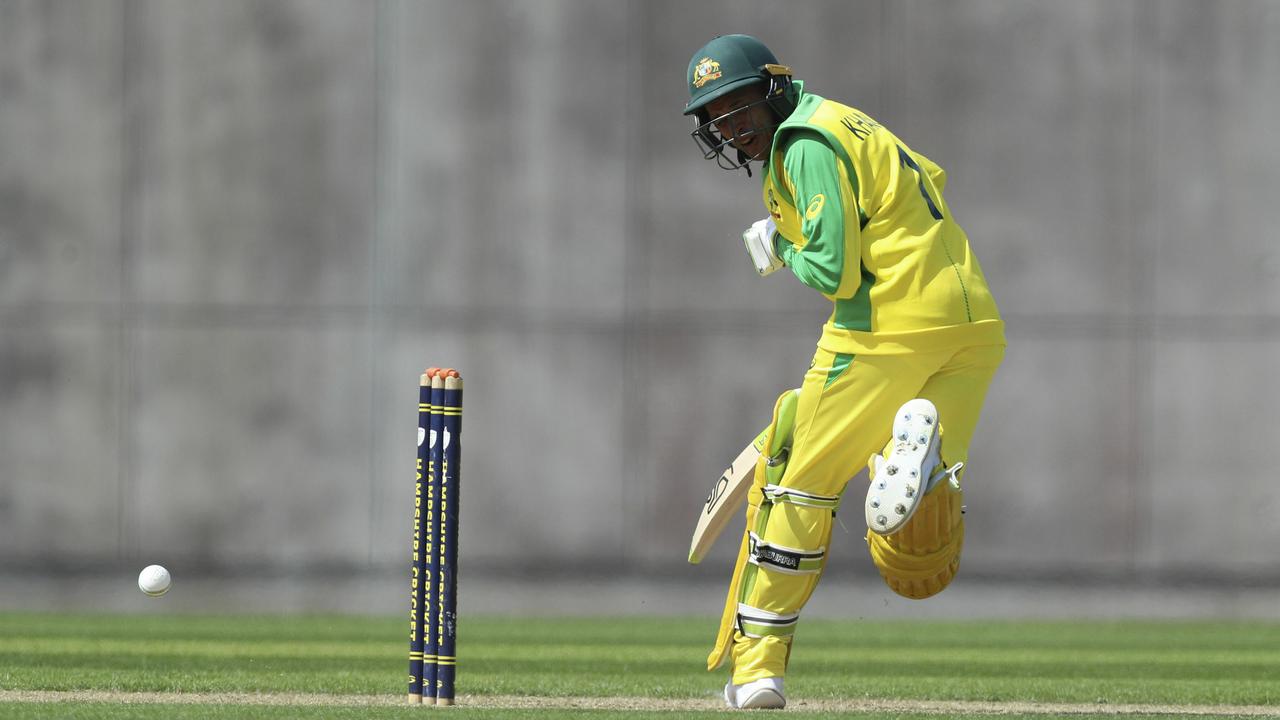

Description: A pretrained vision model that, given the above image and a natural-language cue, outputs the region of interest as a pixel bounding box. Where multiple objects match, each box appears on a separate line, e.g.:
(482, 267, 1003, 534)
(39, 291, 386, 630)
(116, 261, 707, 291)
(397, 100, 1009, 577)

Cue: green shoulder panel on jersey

(766, 89, 868, 229)
(768, 88, 877, 329)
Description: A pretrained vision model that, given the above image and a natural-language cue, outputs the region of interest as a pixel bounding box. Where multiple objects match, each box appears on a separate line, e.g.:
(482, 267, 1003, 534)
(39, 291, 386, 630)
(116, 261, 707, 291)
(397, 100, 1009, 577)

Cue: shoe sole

(866, 398, 939, 536)
(738, 688, 786, 709)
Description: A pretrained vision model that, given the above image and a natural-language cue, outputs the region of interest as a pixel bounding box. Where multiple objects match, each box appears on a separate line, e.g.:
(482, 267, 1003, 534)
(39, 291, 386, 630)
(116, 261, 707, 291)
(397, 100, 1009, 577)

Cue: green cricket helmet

(684, 34, 797, 173)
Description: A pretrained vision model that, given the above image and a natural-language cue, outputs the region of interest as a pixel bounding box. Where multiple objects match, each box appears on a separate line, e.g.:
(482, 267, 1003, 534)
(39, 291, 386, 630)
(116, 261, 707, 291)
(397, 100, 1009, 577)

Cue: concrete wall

(2, 0, 1278, 589)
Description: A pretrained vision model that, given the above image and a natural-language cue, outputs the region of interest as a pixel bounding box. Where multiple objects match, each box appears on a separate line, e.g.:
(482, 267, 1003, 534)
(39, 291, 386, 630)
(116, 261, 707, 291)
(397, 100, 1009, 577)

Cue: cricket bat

(688, 426, 770, 564)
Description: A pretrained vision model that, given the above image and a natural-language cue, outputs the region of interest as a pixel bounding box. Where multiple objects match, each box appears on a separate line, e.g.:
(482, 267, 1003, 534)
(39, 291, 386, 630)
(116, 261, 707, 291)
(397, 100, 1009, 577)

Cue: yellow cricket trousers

(710, 341, 1004, 682)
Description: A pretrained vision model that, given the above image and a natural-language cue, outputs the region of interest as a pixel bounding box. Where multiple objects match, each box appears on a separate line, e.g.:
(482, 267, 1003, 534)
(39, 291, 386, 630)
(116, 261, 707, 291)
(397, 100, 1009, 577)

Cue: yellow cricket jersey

(763, 84, 1004, 355)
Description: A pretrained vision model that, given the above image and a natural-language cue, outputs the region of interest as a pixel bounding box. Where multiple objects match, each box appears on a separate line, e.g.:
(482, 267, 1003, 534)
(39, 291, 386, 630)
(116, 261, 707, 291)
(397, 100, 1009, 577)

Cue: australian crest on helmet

(692, 57, 722, 89)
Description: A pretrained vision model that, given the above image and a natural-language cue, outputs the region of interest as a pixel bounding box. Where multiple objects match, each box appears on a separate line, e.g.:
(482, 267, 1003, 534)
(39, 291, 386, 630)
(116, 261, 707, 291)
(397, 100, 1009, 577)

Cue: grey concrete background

(1, 0, 1278, 615)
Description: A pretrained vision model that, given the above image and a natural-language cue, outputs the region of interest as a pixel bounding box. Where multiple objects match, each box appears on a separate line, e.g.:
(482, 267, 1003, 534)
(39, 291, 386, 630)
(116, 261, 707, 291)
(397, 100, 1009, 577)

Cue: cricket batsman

(683, 35, 1006, 709)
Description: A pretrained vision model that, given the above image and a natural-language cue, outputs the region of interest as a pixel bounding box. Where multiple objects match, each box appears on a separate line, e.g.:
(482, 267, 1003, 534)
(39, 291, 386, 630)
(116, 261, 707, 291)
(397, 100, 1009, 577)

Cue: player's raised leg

(865, 344, 1004, 599)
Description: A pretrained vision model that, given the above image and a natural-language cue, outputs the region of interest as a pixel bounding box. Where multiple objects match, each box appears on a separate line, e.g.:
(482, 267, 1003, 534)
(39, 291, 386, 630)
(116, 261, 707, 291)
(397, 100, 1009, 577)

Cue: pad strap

(762, 484, 841, 510)
(926, 461, 965, 493)
(736, 603, 799, 639)
(748, 532, 825, 575)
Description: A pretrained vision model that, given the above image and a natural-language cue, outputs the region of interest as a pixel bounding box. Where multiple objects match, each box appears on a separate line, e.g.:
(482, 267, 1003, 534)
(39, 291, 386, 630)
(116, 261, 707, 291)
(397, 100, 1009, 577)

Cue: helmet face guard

(690, 82, 790, 172)
(687, 62, 795, 175)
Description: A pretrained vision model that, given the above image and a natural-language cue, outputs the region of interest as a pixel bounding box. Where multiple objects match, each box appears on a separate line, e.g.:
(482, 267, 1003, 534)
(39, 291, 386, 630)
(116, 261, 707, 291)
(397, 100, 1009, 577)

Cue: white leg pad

(866, 399, 942, 536)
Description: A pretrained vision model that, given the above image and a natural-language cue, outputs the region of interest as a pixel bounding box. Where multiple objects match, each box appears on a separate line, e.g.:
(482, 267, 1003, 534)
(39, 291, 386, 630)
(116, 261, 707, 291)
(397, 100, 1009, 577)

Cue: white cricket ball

(138, 564, 171, 597)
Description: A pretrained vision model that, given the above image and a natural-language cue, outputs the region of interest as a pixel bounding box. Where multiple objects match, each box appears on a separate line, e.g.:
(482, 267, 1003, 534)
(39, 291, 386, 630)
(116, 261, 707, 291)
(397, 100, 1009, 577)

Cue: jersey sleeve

(774, 133, 864, 299)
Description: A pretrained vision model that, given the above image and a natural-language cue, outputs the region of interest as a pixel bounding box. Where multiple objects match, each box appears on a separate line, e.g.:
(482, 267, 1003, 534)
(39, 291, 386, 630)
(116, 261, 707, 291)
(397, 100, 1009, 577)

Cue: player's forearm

(778, 240, 840, 294)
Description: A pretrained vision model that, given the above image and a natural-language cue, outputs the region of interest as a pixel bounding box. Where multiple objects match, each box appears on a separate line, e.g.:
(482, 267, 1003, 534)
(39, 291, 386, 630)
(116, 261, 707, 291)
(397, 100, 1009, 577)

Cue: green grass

(0, 613, 1278, 718)
(0, 709, 1256, 720)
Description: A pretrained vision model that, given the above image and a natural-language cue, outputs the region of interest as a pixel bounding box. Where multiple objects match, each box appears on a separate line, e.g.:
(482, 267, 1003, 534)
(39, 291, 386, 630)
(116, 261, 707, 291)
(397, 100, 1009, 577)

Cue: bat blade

(688, 427, 769, 564)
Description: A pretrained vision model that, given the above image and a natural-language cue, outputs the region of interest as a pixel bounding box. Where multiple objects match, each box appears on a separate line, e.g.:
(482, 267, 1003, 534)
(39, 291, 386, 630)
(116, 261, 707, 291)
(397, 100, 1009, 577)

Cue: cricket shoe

(723, 677, 786, 709)
(866, 398, 949, 536)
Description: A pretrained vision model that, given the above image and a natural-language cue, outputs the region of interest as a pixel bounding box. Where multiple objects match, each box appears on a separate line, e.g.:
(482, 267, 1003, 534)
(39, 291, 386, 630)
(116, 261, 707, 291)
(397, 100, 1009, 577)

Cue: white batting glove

(742, 218, 784, 277)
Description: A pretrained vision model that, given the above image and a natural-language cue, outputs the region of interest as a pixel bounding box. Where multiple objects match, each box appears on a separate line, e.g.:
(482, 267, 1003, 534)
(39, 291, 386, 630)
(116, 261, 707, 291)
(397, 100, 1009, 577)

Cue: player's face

(705, 86, 776, 161)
